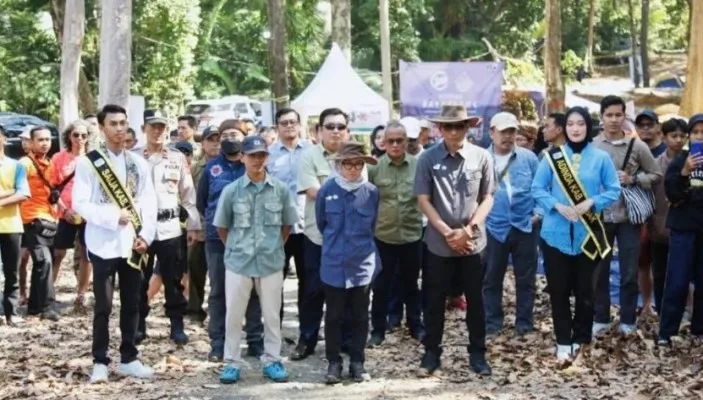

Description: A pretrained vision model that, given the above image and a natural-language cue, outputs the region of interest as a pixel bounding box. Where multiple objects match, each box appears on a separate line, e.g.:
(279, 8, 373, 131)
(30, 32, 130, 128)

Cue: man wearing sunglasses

(292, 107, 354, 360)
(414, 105, 495, 376)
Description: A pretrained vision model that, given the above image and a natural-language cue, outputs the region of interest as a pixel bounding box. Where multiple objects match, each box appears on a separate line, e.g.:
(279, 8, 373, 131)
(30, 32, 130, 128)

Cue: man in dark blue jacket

(197, 130, 263, 361)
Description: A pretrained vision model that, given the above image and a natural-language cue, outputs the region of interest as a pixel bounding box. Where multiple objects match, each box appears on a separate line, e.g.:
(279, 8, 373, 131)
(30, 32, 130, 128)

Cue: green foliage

(561, 49, 583, 82)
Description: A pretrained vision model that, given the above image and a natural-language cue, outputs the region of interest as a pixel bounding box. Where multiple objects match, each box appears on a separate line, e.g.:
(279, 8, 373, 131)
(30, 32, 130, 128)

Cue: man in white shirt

(72, 104, 158, 383)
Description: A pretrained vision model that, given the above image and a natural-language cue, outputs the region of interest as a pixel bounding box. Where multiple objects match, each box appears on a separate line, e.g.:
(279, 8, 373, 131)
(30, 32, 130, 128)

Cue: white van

(185, 96, 262, 132)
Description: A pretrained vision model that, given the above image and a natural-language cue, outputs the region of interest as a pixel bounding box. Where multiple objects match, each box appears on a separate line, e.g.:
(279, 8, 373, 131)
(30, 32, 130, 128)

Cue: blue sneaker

(220, 364, 240, 384)
(263, 361, 289, 382)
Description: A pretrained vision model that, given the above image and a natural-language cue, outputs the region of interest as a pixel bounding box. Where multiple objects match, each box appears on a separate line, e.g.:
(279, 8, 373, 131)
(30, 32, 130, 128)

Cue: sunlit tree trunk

(331, 0, 352, 60)
(98, 0, 131, 109)
(584, 0, 596, 74)
(267, 0, 290, 109)
(680, 0, 703, 116)
(59, 0, 84, 131)
(627, 0, 641, 87)
(641, 0, 650, 87)
(544, 0, 565, 114)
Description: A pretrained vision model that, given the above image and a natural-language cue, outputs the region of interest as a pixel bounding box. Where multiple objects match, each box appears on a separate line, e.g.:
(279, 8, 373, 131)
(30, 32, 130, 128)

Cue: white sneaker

(117, 360, 154, 379)
(592, 323, 609, 336)
(619, 323, 636, 335)
(556, 345, 572, 361)
(90, 364, 109, 383)
(571, 343, 581, 356)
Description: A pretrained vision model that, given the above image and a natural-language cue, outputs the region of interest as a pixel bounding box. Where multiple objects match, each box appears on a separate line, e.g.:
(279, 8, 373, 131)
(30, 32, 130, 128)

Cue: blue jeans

(594, 222, 641, 325)
(658, 230, 703, 339)
(483, 228, 538, 333)
(299, 237, 351, 349)
(205, 241, 263, 355)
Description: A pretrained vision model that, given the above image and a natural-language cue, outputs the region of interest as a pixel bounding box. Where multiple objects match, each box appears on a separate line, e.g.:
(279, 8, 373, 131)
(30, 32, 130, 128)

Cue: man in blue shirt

(266, 108, 310, 318)
(196, 125, 263, 361)
(483, 112, 540, 337)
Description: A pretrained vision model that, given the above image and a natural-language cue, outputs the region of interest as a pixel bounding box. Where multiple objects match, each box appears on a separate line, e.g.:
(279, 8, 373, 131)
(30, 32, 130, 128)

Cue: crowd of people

(1, 94, 702, 387)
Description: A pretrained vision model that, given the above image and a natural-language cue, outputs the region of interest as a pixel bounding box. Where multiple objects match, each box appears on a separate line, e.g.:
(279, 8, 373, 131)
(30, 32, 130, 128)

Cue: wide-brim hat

(428, 105, 482, 125)
(329, 141, 377, 165)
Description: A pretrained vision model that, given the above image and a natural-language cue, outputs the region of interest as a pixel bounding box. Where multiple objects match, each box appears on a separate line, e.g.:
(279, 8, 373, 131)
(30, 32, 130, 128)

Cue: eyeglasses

(441, 122, 468, 131)
(385, 138, 405, 146)
(278, 120, 298, 127)
(324, 123, 347, 132)
(72, 132, 88, 139)
(341, 161, 365, 171)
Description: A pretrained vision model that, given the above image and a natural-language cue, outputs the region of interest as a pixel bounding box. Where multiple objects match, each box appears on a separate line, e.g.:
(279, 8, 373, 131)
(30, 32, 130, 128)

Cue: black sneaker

(208, 350, 224, 362)
(657, 337, 672, 347)
(366, 334, 384, 348)
(135, 331, 148, 345)
(325, 361, 343, 384)
(170, 318, 189, 346)
(470, 353, 492, 376)
(247, 342, 264, 359)
(417, 350, 441, 377)
(41, 310, 60, 322)
(410, 327, 427, 342)
(291, 342, 313, 361)
(349, 362, 371, 382)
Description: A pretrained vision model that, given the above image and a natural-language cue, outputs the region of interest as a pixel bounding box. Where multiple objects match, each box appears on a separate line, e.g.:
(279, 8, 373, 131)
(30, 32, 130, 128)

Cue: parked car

(0, 114, 60, 159)
(185, 96, 262, 132)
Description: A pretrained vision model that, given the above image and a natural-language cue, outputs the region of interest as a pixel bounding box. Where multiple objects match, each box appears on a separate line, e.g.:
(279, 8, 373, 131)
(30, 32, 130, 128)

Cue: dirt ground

(2, 251, 703, 400)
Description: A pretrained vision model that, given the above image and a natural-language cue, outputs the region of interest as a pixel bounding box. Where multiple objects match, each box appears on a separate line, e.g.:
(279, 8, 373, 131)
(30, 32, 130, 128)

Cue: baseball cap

(174, 141, 193, 156)
(242, 136, 269, 155)
(635, 109, 659, 125)
(490, 112, 519, 131)
(144, 109, 169, 125)
(202, 126, 219, 140)
(399, 117, 422, 139)
(688, 113, 703, 132)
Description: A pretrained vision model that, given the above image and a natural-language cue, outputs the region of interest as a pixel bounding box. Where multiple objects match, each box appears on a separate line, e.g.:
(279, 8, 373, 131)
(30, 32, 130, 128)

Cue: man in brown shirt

(592, 96, 662, 336)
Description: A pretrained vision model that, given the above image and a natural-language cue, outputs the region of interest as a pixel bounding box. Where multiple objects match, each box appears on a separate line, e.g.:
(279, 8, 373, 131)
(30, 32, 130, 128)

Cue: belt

(157, 208, 180, 222)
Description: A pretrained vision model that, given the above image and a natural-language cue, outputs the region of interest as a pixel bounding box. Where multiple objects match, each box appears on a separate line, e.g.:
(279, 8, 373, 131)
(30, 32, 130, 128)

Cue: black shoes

(291, 342, 314, 361)
(366, 334, 384, 349)
(418, 350, 441, 377)
(170, 318, 189, 346)
(349, 362, 371, 382)
(325, 361, 343, 384)
(41, 310, 60, 322)
(247, 342, 264, 359)
(470, 353, 492, 376)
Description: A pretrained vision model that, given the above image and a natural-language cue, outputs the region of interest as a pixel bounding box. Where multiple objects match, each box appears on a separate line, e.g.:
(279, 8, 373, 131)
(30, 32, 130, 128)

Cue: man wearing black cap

(135, 109, 201, 345)
(636, 110, 666, 158)
(185, 126, 219, 322)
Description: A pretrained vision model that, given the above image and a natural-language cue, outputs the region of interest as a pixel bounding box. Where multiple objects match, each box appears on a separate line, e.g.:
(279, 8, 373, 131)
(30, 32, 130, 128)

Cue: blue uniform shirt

(486, 146, 540, 243)
(266, 140, 310, 234)
(315, 179, 380, 289)
(531, 143, 621, 255)
(196, 154, 246, 242)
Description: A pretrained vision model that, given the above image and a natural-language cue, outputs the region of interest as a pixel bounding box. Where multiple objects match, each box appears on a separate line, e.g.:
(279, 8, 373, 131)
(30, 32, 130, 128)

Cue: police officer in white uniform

(135, 109, 200, 345)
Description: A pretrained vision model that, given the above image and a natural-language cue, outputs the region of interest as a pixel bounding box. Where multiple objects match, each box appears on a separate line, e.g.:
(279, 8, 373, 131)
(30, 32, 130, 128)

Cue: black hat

(174, 141, 193, 156)
(144, 109, 169, 125)
(242, 136, 269, 155)
(202, 126, 220, 141)
(635, 109, 659, 125)
(689, 114, 703, 133)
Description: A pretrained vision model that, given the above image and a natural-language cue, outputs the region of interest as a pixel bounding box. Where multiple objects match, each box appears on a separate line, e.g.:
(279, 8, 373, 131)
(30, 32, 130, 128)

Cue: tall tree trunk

(98, 0, 132, 109)
(640, 0, 650, 87)
(584, 0, 596, 74)
(544, 0, 565, 114)
(50, 0, 96, 115)
(267, 0, 290, 109)
(627, 0, 641, 87)
(59, 0, 85, 132)
(331, 0, 352, 60)
(680, 0, 703, 116)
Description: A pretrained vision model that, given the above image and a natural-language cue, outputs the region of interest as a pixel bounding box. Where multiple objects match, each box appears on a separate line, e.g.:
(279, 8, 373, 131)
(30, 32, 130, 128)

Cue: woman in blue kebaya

(315, 141, 380, 384)
(531, 107, 621, 361)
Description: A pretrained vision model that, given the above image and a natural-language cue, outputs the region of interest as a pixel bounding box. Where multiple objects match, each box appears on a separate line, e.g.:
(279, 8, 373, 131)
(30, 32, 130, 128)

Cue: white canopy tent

(292, 43, 390, 134)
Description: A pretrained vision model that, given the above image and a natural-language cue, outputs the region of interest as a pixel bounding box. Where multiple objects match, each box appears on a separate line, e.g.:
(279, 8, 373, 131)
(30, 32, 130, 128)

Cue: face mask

(221, 139, 241, 156)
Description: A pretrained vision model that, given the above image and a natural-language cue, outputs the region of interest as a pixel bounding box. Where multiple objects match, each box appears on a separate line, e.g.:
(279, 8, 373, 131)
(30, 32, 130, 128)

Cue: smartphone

(691, 142, 703, 157)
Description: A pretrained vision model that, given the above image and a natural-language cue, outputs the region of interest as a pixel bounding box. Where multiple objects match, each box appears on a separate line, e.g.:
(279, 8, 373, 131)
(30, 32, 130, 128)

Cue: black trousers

(542, 242, 599, 346)
(282, 233, 305, 323)
(91, 253, 142, 365)
(23, 224, 55, 315)
(1, 233, 22, 318)
(651, 241, 669, 314)
(324, 284, 370, 364)
(371, 239, 423, 337)
(140, 236, 187, 330)
(423, 250, 486, 355)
